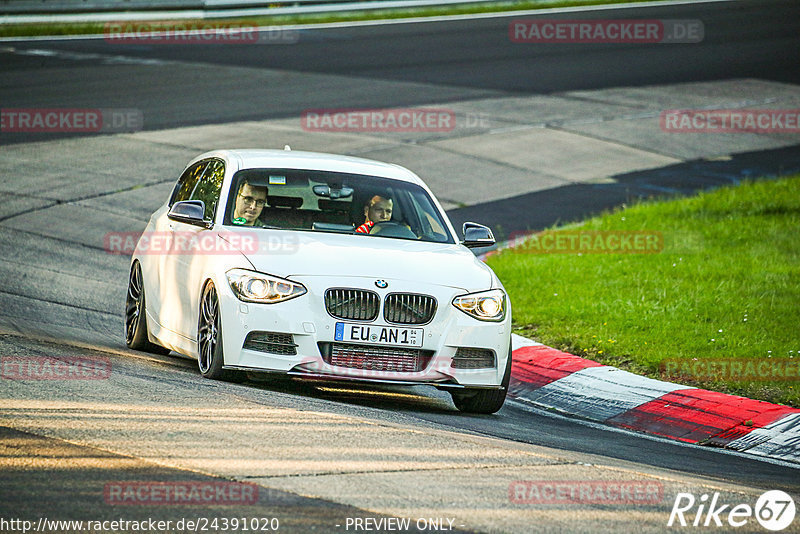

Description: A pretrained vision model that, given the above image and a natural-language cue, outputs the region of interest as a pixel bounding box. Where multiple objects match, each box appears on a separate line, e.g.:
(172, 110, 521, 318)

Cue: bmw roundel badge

(375, 279, 388, 289)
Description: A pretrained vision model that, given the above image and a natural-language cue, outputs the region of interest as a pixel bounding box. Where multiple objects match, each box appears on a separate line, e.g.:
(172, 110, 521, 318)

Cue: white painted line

(1, 46, 169, 66)
(511, 332, 543, 351)
(519, 365, 690, 421)
(726, 412, 800, 462)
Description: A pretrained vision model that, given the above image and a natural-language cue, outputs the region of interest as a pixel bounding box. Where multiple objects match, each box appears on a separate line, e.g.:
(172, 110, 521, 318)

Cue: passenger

(232, 181, 267, 227)
(355, 195, 392, 234)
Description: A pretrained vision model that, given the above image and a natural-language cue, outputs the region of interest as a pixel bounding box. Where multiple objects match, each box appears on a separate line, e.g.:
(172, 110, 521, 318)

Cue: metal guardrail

(0, 0, 368, 12)
(0, 0, 503, 22)
(0, 1, 192, 13)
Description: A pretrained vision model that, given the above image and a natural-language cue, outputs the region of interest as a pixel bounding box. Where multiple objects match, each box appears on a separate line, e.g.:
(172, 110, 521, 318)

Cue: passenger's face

(365, 197, 393, 223)
(234, 184, 267, 225)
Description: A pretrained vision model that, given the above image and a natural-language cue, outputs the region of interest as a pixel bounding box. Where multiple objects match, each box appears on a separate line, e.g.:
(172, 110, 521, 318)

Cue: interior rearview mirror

(312, 184, 354, 199)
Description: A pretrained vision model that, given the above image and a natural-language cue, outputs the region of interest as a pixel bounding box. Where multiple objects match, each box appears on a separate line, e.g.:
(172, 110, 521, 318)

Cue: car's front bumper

(218, 275, 511, 388)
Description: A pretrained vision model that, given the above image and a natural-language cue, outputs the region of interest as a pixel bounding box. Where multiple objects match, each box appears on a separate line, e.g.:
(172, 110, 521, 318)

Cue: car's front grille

(325, 288, 380, 321)
(243, 331, 297, 355)
(383, 293, 437, 325)
(451, 347, 496, 369)
(319, 342, 433, 373)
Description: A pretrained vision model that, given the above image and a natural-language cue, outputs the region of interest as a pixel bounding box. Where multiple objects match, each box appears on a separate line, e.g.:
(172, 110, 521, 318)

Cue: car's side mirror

(461, 222, 495, 248)
(168, 200, 211, 228)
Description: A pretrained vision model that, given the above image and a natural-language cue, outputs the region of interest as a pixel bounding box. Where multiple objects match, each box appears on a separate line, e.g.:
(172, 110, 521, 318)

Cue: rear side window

(170, 161, 208, 206)
(192, 159, 225, 221)
(169, 159, 225, 222)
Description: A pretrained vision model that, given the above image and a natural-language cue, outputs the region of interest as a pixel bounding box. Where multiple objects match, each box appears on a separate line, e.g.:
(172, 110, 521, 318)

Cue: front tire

(197, 282, 231, 380)
(125, 261, 170, 355)
(451, 340, 513, 414)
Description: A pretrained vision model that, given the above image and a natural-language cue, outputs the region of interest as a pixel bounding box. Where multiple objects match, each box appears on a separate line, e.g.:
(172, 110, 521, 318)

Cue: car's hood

(219, 228, 493, 291)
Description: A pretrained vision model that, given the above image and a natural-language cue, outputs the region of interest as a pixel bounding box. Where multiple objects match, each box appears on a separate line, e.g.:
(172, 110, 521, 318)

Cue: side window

(170, 161, 208, 206)
(191, 159, 225, 222)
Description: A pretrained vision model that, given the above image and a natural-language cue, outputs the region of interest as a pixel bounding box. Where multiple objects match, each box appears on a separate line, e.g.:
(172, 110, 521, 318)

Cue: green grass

(0, 0, 677, 38)
(487, 176, 800, 407)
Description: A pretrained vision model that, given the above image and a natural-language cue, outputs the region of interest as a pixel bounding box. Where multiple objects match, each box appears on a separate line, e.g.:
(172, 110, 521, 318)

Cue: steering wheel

(369, 221, 418, 239)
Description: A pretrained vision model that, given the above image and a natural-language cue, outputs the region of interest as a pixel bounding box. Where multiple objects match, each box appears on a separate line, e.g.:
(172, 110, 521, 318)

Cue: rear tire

(451, 340, 512, 414)
(125, 261, 170, 355)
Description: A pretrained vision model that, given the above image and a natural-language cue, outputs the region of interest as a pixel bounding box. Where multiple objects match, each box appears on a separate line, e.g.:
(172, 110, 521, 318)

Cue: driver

(232, 181, 267, 227)
(355, 195, 392, 234)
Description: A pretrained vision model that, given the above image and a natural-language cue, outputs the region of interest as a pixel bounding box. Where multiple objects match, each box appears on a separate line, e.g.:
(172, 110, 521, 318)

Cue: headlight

(452, 289, 506, 322)
(226, 268, 306, 304)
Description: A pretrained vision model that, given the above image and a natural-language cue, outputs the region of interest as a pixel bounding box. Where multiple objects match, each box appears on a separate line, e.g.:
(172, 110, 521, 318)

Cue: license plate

(334, 323, 423, 347)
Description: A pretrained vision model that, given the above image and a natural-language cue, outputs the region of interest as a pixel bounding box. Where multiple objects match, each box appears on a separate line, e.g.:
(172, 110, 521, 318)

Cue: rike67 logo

(668, 490, 796, 531)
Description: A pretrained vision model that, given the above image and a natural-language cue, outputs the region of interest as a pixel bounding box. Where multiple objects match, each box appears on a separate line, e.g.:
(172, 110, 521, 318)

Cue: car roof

(193, 149, 424, 186)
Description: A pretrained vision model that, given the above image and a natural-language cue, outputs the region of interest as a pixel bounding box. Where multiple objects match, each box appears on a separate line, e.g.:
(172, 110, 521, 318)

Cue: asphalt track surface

(2, 0, 799, 137)
(2, 0, 800, 531)
(3, 0, 800, 233)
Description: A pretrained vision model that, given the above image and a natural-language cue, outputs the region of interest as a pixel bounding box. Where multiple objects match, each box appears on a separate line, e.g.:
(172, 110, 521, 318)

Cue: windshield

(223, 169, 454, 244)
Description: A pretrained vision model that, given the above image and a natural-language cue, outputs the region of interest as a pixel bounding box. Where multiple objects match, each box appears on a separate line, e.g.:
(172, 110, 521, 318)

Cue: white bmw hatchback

(125, 149, 512, 413)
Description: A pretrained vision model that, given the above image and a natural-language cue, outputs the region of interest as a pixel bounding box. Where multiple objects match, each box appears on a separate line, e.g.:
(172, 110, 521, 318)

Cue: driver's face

(365, 197, 392, 223)
(233, 183, 267, 225)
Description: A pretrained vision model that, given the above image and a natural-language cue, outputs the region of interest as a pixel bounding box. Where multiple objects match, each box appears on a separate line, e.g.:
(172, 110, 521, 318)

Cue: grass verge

(487, 176, 800, 407)
(1, 0, 676, 38)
